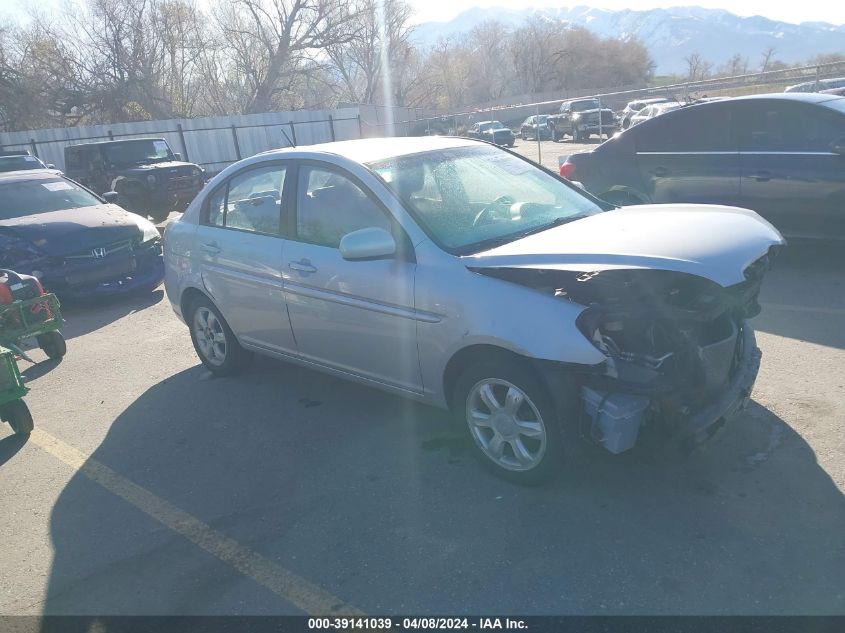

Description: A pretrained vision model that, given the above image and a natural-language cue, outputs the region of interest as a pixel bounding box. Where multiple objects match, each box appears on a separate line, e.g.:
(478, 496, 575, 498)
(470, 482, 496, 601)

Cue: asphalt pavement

(0, 183, 843, 616)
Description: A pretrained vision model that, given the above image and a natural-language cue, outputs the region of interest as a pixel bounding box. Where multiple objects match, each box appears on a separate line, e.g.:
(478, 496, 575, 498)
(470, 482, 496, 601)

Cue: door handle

(289, 260, 317, 273)
(200, 241, 221, 254)
(652, 167, 669, 177)
(750, 171, 772, 182)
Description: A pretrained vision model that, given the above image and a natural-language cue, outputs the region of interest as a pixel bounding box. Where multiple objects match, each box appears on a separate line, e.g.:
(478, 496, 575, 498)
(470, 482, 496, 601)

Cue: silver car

(164, 137, 783, 483)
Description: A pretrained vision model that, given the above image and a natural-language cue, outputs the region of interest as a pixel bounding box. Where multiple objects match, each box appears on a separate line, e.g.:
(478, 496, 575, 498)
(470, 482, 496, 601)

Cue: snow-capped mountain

(412, 6, 845, 74)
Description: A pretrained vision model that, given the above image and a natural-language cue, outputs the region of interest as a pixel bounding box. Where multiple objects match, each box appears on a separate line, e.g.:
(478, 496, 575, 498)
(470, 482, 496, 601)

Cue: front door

(634, 101, 740, 207)
(194, 162, 296, 354)
(282, 162, 422, 392)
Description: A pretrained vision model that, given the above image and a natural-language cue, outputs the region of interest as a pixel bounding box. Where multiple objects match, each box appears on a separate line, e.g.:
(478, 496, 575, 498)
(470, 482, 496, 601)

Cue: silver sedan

(164, 136, 783, 483)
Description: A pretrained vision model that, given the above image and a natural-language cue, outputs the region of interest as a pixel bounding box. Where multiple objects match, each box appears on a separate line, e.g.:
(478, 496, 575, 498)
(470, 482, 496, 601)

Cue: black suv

(560, 93, 845, 240)
(64, 138, 204, 221)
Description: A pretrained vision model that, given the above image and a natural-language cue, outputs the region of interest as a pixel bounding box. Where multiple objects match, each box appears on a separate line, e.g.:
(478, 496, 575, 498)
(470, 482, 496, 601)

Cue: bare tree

(760, 46, 777, 72)
(215, 0, 357, 114)
(685, 52, 712, 82)
(323, 0, 413, 106)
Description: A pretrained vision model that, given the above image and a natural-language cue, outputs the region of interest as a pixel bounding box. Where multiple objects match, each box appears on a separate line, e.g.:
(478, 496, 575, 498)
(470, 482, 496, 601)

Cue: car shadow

(58, 289, 165, 342)
(40, 356, 845, 617)
(753, 241, 845, 349)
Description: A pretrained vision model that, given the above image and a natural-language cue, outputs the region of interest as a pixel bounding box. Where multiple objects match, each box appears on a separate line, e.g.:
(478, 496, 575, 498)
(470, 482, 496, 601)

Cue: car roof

(729, 92, 842, 105)
(66, 137, 166, 148)
(256, 136, 481, 165)
(0, 169, 62, 183)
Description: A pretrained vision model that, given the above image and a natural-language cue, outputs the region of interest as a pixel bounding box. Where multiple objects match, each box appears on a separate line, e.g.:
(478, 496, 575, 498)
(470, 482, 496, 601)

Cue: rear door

(634, 101, 740, 207)
(735, 99, 845, 238)
(194, 161, 297, 355)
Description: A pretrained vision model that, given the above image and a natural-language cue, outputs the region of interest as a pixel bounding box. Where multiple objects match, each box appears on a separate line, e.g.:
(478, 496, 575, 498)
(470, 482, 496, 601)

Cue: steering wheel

(472, 195, 516, 227)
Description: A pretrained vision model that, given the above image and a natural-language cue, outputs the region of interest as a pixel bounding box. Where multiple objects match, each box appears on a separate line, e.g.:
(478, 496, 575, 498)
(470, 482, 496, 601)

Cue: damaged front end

(472, 249, 777, 454)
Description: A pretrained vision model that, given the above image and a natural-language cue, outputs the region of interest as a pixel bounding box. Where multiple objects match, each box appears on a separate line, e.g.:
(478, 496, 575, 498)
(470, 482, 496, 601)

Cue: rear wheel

(454, 359, 570, 484)
(188, 297, 252, 376)
(37, 331, 66, 360)
(1, 399, 34, 435)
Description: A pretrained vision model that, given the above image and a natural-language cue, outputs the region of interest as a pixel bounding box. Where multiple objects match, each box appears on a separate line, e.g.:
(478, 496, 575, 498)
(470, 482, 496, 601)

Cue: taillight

(560, 162, 576, 179)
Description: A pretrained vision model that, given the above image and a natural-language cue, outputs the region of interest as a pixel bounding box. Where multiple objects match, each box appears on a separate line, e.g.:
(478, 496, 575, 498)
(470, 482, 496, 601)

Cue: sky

(2, 0, 844, 27)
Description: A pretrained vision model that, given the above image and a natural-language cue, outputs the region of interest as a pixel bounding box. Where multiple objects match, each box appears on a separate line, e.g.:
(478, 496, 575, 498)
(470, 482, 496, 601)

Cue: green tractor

(0, 345, 32, 435)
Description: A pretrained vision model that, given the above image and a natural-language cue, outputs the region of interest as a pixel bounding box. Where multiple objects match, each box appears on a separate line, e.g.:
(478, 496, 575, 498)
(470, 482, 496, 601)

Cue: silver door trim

(202, 263, 284, 291)
(739, 151, 837, 156)
(636, 151, 836, 156)
(636, 151, 740, 156)
(285, 279, 442, 323)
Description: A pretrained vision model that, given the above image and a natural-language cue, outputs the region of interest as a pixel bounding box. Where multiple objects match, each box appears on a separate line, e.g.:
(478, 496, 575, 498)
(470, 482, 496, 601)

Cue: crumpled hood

(0, 204, 150, 257)
(465, 204, 785, 287)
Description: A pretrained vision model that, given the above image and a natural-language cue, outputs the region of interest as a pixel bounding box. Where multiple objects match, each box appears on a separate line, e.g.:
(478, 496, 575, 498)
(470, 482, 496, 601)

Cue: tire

(149, 209, 171, 223)
(37, 331, 67, 360)
(2, 399, 34, 435)
(602, 191, 644, 207)
(453, 359, 571, 484)
(115, 194, 135, 212)
(508, 142, 514, 148)
(188, 296, 252, 376)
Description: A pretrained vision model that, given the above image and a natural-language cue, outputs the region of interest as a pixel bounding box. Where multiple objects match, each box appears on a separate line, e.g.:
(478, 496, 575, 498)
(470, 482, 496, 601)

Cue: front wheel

(2, 399, 34, 435)
(188, 297, 252, 376)
(37, 331, 66, 360)
(454, 360, 569, 484)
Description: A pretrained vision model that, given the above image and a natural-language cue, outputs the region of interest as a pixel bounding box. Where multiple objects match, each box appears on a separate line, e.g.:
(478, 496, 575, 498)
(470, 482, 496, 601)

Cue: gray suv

(164, 137, 783, 483)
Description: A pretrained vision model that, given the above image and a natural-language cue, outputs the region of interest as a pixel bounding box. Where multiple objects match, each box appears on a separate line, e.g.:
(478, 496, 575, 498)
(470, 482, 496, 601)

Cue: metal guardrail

(399, 60, 845, 130)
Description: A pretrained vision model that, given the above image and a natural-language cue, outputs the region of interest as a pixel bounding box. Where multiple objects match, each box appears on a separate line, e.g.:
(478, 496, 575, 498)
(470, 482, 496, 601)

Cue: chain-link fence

(386, 60, 845, 167)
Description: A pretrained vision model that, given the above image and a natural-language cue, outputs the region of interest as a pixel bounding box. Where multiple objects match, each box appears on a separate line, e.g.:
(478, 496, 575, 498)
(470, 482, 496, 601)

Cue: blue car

(0, 169, 163, 299)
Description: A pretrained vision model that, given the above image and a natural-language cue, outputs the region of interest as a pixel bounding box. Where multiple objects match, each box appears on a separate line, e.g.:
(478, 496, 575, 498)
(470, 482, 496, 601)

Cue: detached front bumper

(676, 325, 761, 451)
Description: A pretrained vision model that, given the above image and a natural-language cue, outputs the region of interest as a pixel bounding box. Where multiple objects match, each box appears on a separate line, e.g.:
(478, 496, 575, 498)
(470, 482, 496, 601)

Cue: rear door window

(203, 164, 287, 235)
(735, 100, 845, 152)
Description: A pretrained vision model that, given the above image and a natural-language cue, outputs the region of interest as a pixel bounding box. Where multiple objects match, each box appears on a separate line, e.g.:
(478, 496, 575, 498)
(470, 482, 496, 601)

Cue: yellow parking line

(761, 303, 845, 316)
(29, 428, 363, 616)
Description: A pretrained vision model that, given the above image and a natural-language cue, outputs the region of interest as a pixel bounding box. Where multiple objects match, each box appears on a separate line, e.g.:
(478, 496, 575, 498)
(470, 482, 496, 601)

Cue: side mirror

(102, 191, 120, 204)
(339, 227, 396, 261)
(173, 153, 182, 161)
(46, 163, 56, 169)
(832, 138, 845, 155)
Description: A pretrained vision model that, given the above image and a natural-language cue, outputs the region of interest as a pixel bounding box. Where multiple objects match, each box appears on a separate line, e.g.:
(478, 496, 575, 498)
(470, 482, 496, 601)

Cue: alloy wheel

(466, 378, 547, 471)
(193, 306, 227, 366)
